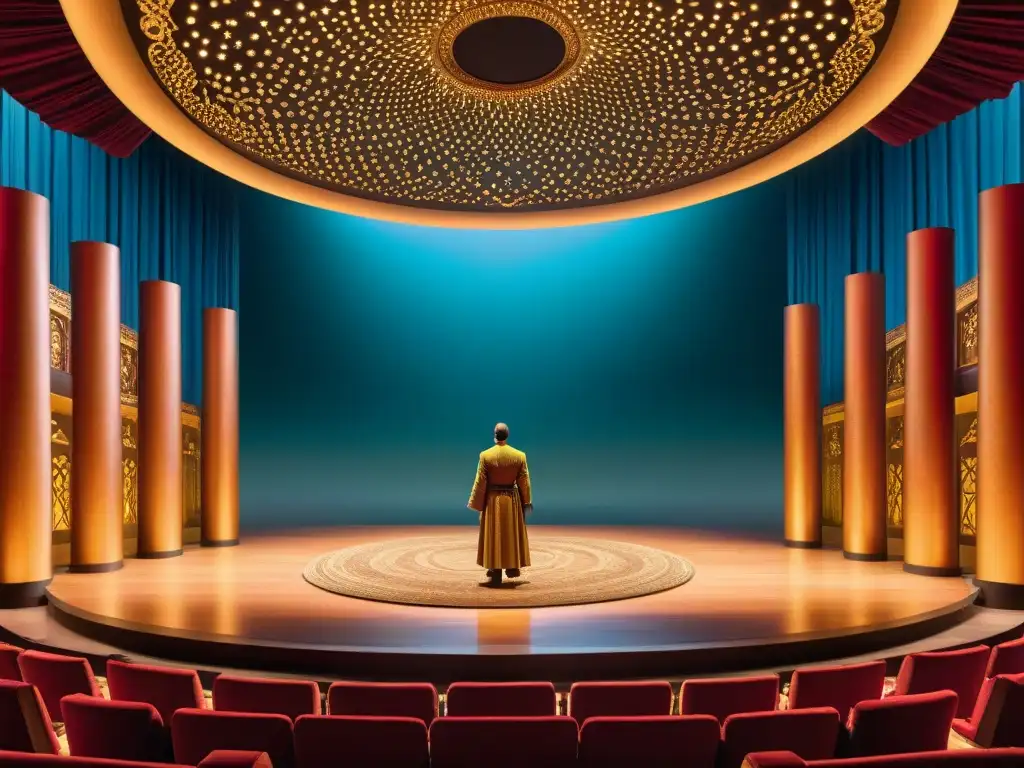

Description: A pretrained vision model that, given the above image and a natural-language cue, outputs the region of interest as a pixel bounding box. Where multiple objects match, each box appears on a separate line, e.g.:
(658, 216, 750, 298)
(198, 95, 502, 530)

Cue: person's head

(494, 423, 509, 444)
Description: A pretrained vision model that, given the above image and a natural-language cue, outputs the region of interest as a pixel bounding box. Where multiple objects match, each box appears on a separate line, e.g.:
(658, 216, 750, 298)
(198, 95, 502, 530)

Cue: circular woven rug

(302, 535, 695, 608)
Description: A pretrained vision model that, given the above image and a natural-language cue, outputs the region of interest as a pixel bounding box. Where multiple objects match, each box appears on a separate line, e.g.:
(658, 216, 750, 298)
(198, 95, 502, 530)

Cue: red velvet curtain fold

(0, 1, 150, 158)
(867, 1, 1024, 146)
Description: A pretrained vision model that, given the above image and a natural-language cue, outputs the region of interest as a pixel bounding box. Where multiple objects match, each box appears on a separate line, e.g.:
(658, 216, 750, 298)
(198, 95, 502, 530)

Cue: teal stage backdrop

(238, 185, 788, 529)
(787, 84, 1024, 405)
(0, 91, 240, 405)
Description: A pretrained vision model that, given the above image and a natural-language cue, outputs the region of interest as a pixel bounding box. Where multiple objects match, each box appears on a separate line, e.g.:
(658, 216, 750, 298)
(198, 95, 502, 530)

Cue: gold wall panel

(46, 284, 201, 543)
(822, 276, 979, 543)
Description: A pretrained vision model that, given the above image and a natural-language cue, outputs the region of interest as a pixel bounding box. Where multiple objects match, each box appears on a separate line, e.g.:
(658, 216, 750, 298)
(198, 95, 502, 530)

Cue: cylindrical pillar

(903, 228, 959, 576)
(70, 242, 124, 572)
(201, 308, 239, 547)
(843, 272, 888, 561)
(977, 183, 1024, 607)
(784, 303, 822, 548)
(0, 188, 52, 607)
(137, 280, 183, 558)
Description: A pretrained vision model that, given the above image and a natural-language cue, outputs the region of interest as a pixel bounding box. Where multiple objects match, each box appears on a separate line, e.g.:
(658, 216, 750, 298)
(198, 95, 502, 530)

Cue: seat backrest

(742, 749, 1024, 767)
(720, 708, 840, 768)
(213, 676, 320, 721)
(0, 749, 268, 768)
(327, 681, 437, 724)
(294, 715, 428, 768)
(788, 661, 887, 720)
(568, 681, 673, 726)
(105, 660, 205, 725)
(429, 717, 578, 768)
(171, 708, 294, 768)
(987, 638, 1024, 679)
(679, 675, 779, 723)
(847, 690, 958, 758)
(894, 645, 989, 719)
(973, 672, 1024, 748)
(444, 682, 556, 717)
(17, 651, 101, 722)
(0, 680, 60, 754)
(0, 644, 23, 682)
(61, 694, 167, 763)
(198, 752, 273, 768)
(578, 715, 719, 768)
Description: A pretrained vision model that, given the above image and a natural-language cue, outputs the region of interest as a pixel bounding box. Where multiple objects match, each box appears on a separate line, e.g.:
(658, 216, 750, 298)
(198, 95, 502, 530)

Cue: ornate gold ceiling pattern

(128, 0, 893, 213)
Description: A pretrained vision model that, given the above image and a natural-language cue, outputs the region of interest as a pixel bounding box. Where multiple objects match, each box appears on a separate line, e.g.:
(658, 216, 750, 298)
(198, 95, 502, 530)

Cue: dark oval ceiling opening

(452, 16, 567, 85)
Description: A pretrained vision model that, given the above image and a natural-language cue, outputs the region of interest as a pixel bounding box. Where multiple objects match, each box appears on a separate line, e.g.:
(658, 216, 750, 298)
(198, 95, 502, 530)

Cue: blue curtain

(0, 91, 240, 404)
(787, 83, 1024, 405)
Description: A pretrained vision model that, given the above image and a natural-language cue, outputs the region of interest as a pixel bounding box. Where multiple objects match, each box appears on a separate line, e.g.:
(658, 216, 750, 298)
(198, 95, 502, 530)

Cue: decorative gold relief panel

(886, 414, 904, 529)
(823, 422, 844, 527)
(958, 413, 977, 538)
(51, 412, 72, 532)
(44, 285, 201, 541)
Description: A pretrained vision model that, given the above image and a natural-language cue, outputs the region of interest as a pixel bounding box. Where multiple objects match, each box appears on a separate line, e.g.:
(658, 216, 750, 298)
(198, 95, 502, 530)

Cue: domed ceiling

(65, 0, 951, 225)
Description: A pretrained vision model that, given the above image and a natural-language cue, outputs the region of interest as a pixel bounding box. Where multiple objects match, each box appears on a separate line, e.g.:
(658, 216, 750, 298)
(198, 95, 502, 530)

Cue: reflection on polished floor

(46, 526, 975, 658)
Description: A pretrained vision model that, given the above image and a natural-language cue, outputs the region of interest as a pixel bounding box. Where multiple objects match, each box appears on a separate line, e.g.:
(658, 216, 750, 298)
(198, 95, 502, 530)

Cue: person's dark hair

(494, 422, 509, 442)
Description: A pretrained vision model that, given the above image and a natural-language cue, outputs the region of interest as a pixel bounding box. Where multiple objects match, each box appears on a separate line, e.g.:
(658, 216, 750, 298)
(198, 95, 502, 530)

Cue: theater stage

(42, 527, 979, 683)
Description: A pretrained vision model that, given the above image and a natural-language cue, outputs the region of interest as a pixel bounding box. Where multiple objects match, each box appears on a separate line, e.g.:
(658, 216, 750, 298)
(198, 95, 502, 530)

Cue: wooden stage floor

(44, 526, 980, 682)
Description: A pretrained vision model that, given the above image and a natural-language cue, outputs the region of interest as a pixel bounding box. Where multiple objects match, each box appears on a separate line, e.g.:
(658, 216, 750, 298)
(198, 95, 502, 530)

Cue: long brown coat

(467, 443, 532, 569)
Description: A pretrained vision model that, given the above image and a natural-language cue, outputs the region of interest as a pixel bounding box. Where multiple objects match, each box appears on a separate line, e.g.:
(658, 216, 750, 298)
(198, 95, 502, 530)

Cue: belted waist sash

(488, 484, 517, 492)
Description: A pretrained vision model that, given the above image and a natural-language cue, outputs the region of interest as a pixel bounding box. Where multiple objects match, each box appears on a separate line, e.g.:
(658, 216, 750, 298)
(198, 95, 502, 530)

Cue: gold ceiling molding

(64, 0, 955, 228)
(434, 2, 584, 102)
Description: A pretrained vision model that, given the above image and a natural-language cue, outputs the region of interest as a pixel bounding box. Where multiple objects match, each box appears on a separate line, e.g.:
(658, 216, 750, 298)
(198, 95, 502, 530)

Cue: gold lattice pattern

(960, 417, 977, 536)
(130, 0, 893, 211)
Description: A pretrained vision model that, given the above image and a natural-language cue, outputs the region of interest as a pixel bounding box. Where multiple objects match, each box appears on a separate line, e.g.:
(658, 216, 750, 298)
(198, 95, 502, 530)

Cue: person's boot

(486, 569, 502, 586)
(505, 569, 521, 578)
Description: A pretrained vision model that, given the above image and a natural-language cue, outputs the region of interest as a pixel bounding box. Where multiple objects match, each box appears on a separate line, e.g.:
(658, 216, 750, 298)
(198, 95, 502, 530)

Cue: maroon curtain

(867, 1, 1024, 146)
(0, 0, 150, 157)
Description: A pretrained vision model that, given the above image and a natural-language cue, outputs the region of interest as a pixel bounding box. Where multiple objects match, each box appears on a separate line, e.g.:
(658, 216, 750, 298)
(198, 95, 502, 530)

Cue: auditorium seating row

(0, 640, 1022, 767)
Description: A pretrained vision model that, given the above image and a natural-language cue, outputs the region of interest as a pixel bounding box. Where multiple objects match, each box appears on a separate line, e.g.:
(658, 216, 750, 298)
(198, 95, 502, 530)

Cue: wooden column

(70, 242, 124, 572)
(843, 272, 887, 562)
(977, 184, 1024, 607)
(137, 280, 183, 558)
(784, 303, 821, 548)
(903, 228, 959, 576)
(202, 308, 239, 547)
(0, 188, 52, 606)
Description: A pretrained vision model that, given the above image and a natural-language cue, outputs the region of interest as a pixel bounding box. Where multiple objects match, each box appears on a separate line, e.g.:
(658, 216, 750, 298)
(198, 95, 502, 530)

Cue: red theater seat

(0, 750, 270, 768)
(679, 675, 779, 723)
(171, 709, 294, 768)
(788, 662, 887, 721)
(893, 645, 989, 719)
(60, 695, 167, 763)
(213, 676, 320, 721)
(0, 680, 61, 754)
(105, 661, 205, 725)
(846, 690, 957, 758)
(443, 682, 556, 717)
(327, 681, 437, 724)
(986, 638, 1024, 679)
(719, 708, 840, 768)
(741, 748, 1024, 767)
(294, 714, 429, 768)
(577, 715, 719, 768)
(18, 652, 103, 723)
(953, 671, 1024, 747)
(428, 716, 578, 768)
(0, 644, 23, 682)
(567, 681, 673, 725)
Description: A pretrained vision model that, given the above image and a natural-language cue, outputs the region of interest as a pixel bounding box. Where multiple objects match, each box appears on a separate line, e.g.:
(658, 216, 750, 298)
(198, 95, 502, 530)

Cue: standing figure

(468, 422, 532, 586)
